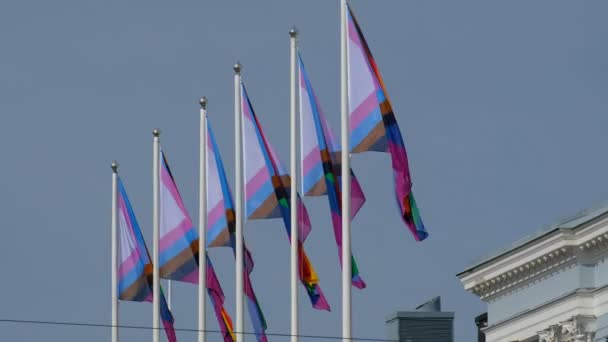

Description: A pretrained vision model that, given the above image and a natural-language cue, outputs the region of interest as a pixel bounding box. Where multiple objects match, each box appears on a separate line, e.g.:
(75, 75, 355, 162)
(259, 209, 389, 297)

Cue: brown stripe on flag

(209, 228, 231, 248)
(320, 149, 332, 163)
(159, 240, 199, 279)
(119, 275, 149, 301)
(379, 99, 393, 116)
(305, 178, 327, 196)
(278, 175, 291, 187)
(249, 194, 279, 220)
(352, 121, 385, 153)
(249, 174, 292, 219)
(270, 175, 282, 188)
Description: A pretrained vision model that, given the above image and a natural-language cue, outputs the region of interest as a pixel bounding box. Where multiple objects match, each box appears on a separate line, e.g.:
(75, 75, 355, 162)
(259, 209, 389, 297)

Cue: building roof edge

(457, 202, 608, 277)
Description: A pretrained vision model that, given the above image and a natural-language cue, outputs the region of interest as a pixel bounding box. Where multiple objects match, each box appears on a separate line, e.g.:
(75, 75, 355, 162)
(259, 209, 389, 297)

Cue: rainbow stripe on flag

(206, 255, 236, 342)
(347, 4, 428, 241)
(117, 178, 177, 342)
(298, 53, 366, 289)
(207, 118, 268, 342)
(156, 151, 235, 340)
(242, 83, 329, 311)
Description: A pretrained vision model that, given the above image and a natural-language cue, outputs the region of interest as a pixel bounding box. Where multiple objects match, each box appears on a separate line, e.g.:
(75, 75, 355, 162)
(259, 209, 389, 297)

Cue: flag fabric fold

(158, 152, 199, 283)
(242, 83, 330, 311)
(298, 53, 366, 289)
(206, 118, 268, 342)
(117, 178, 177, 342)
(347, 4, 428, 241)
(206, 255, 236, 342)
(156, 152, 236, 341)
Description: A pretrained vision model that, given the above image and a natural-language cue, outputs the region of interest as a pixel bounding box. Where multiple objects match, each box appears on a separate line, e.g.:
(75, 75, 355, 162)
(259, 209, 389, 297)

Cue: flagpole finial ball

(111, 161, 119, 173)
(153, 128, 161, 137)
(289, 27, 298, 38)
(199, 96, 207, 109)
(233, 62, 242, 75)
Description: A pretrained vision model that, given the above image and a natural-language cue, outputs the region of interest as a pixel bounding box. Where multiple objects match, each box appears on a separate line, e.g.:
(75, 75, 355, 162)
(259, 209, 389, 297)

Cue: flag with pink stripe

(206, 118, 268, 341)
(347, 4, 428, 241)
(117, 178, 177, 342)
(298, 53, 366, 289)
(241, 83, 330, 310)
(156, 150, 236, 338)
(158, 152, 200, 282)
(206, 255, 236, 342)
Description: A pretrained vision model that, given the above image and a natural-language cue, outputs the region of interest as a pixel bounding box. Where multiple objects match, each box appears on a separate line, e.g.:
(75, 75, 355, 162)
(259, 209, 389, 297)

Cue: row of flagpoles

(110, 1, 429, 342)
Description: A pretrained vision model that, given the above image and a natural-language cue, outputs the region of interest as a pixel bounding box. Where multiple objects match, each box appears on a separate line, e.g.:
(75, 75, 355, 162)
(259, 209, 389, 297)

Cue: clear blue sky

(1, 1, 607, 341)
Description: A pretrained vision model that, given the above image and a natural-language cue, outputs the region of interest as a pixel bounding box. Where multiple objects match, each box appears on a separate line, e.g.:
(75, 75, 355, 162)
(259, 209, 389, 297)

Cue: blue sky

(0, 1, 607, 341)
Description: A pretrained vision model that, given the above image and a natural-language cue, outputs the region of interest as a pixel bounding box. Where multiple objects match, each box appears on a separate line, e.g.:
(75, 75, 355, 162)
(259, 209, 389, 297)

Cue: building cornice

(471, 246, 577, 300)
(459, 215, 608, 301)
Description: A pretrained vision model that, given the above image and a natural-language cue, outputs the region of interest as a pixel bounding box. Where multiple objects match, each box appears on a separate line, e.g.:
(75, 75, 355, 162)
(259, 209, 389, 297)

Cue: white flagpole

(198, 96, 208, 342)
(233, 63, 245, 342)
(152, 129, 161, 342)
(111, 161, 119, 342)
(340, 0, 352, 341)
(167, 281, 172, 310)
(167, 280, 172, 342)
(289, 27, 299, 342)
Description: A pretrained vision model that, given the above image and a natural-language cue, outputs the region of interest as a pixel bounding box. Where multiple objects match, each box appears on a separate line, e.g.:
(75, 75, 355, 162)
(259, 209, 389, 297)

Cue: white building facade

(458, 206, 608, 342)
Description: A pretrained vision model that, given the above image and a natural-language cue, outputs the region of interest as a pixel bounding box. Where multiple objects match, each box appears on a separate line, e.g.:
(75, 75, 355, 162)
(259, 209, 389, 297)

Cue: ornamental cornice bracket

(577, 233, 608, 252)
(470, 246, 576, 300)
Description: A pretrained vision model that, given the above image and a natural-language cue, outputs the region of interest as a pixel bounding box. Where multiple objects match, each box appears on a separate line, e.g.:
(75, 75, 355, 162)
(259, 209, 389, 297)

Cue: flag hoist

(289, 27, 299, 342)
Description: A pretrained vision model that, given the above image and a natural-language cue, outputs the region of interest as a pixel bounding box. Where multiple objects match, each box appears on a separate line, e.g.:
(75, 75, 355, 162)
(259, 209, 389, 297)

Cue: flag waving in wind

(206, 118, 268, 342)
(242, 83, 330, 311)
(298, 53, 366, 289)
(347, 4, 428, 241)
(206, 255, 236, 342)
(156, 151, 235, 342)
(116, 178, 177, 342)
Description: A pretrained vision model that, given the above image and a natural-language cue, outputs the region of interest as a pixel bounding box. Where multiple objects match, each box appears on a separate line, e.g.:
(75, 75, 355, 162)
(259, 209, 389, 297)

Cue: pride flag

(242, 83, 330, 311)
(157, 151, 235, 341)
(347, 4, 428, 241)
(206, 255, 236, 342)
(117, 178, 177, 342)
(298, 53, 366, 289)
(206, 118, 268, 342)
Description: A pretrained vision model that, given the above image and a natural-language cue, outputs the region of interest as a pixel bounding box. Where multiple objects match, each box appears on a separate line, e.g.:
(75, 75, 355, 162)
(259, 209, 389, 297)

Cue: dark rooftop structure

(385, 297, 454, 342)
(475, 313, 487, 342)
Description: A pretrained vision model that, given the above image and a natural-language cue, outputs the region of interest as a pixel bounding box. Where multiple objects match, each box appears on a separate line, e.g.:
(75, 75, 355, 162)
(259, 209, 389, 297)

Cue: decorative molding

(465, 231, 608, 300)
(536, 315, 595, 342)
(470, 246, 576, 300)
(459, 214, 608, 296)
